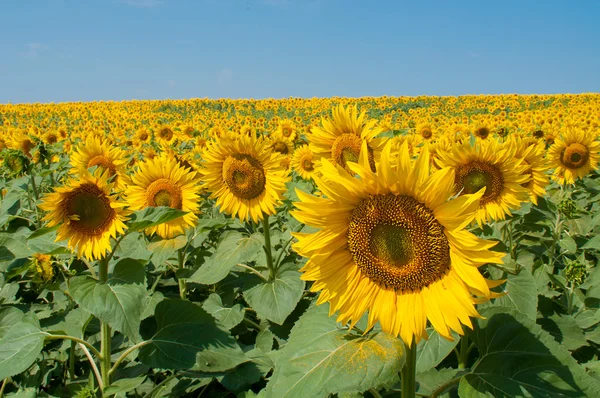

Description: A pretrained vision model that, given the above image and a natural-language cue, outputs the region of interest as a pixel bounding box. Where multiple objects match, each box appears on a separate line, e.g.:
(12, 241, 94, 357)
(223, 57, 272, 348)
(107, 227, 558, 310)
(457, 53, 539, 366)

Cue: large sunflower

(514, 137, 549, 205)
(201, 134, 288, 223)
(126, 155, 201, 238)
(291, 142, 504, 345)
(70, 136, 128, 191)
(436, 139, 530, 225)
(308, 104, 386, 173)
(548, 127, 600, 184)
(39, 169, 127, 260)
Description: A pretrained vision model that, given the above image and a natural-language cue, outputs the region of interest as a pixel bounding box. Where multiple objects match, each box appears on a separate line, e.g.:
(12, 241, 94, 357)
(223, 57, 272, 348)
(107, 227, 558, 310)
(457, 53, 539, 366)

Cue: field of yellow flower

(1, 94, 600, 397)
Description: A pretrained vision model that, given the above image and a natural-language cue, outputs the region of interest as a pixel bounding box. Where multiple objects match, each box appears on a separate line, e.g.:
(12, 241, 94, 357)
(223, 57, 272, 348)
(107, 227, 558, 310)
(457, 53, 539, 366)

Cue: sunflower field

(1, 94, 600, 398)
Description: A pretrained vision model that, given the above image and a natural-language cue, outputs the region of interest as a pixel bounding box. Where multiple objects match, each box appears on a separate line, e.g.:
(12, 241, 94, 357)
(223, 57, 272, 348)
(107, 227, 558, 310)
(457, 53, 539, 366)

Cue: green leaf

(190, 231, 263, 285)
(416, 367, 461, 397)
(127, 207, 188, 232)
(560, 235, 577, 254)
(70, 258, 147, 343)
(147, 235, 187, 266)
(0, 308, 47, 380)
(537, 314, 587, 351)
(139, 299, 247, 372)
(266, 303, 404, 398)
(416, 328, 459, 374)
(202, 293, 245, 330)
(493, 267, 538, 320)
(459, 309, 600, 397)
(243, 269, 304, 325)
(581, 235, 600, 251)
(103, 376, 146, 396)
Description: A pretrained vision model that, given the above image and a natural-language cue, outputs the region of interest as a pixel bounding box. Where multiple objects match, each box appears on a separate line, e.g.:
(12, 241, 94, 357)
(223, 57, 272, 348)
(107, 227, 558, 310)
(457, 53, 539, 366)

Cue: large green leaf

(537, 314, 587, 351)
(190, 231, 263, 285)
(138, 299, 247, 372)
(266, 303, 404, 398)
(202, 293, 245, 330)
(127, 206, 188, 232)
(69, 258, 147, 343)
(459, 309, 600, 397)
(0, 307, 46, 380)
(492, 267, 538, 320)
(243, 268, 304, 325)
(416, 328, 459, 374)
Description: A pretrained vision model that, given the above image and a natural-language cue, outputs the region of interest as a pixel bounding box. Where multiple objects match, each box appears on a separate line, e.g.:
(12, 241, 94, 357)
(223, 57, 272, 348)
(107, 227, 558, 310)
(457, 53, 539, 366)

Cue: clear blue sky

(1, 0, 599, 103)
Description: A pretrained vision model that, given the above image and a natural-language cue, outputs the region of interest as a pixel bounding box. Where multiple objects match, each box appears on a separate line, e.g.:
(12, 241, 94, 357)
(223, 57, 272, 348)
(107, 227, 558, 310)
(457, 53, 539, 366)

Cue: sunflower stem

(401, 338, 417, 398)
(262, 215, 276, 281)
(177, 249, 187, 299)
(457, 334, 470, 370)
(98, 256, 112, 394)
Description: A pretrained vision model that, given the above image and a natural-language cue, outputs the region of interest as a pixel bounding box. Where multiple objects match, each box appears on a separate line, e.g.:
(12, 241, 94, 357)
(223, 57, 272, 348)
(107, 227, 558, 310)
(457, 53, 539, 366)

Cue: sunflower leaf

(266, 303, 404, 398)
(242, 268, 304, 325)
(138, 299, 248, 372)
(0, 307, 47, 380)
(69, 258, 147, 343)
(202, 293, 245, 330)
(491, 266, 538, 320)
(416, 328, 459, 374)
(127, 206, 189, 232)
(459, 308, 600, 397)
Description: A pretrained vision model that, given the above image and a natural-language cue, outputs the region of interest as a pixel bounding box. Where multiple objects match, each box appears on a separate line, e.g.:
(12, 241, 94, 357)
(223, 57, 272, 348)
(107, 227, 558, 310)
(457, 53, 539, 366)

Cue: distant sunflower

(126, 155, 201, 238)
(276, 119, 297, 142)
(291, 145, 316, 180)
(156, 125, 175, 144)
(269, 134, 294, 156)
(201, 134, 288, 223)
(70, 136, 128, 190)
(514, 137, 549, 205)
(309, 105, 386, 174)
(548, 127, 600, 184)
(39, 169, 127, 260)
(436, 139, 529, 224)
(291, 141, 504, 344)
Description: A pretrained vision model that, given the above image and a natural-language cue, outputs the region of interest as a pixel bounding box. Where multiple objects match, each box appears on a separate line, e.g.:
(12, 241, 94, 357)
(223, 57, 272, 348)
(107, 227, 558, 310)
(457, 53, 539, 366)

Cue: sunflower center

(146, 178, 183, 209)
(561, 143, 589, 169)
(455, 161, 504, 205)
(347, 194, 451, 292)
(88, 155, 117, 177)
(273, 142, 289, 155)
(282, 126, 293, 137)
(46, 134, 58, 144)
(476, 127, 490, 139)
(65, 183, 115, 236)
(223, 154, 266, 200)
(421, 129, 432, 139)
(302, 158, 314, 171)
(331, 133, 376, 172)
(159, 128, 173, 141)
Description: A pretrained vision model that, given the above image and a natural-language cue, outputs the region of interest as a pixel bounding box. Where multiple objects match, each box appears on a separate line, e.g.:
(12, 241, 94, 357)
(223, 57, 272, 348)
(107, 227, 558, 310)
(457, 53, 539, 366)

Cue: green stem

(99, 257, 112, 394)
(549, 211, 562, 270)
(368, 387, 383, 398)
(236, 263, 268, 282)
(69, 341, 76, 379)
(0, 378, 8, 398)
(401, 338, 417, 398)
(457, 335, 469, 370)
(430, 376, 462, 398)
(142, 373, 176, 398)
(30, 172, 39, 201)
(177, 249, 187, 300)
(108, 340, 151, 377)
(45, 334, 102, 359)
(262, 215, 275, 281)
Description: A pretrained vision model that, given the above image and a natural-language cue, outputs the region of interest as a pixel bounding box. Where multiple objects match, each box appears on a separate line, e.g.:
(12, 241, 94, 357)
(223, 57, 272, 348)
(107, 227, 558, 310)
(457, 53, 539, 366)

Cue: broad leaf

(190, 231, 263, 285)
(70, 258, 147, 342)
(139, 299, 247, 372)
(416, 328, 459, 374)
(127, 206, 188, 232)
(493, 267, 538, 320)
(202, 293, 245, 330)
(243, 269, 304, 325)
(0, 308, 46, 380)
(459, 309, 600, 397)
(266, 303, 404, 398)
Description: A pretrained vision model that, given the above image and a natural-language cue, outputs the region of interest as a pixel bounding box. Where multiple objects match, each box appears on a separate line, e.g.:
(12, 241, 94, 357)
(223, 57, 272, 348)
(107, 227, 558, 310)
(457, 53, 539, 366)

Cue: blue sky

(1, 0, 599, 103)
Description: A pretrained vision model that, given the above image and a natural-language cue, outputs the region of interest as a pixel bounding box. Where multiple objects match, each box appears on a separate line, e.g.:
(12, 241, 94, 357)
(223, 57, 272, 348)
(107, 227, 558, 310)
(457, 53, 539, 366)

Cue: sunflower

(514, 137, 549, 205)
(126, 155, 201, 239)
(291, 141, 505, 345)
(291, 144, 317, 180)
(269, 134, 294, 156)
(548, 127, 600, 184)
(70, 136, 128, 191)
(156, 125, 175, 144)
(201, 134, 288, 223)
(308, 105, 386, 174)
(436, 139, 529, 225)
(276, 119, 297, 142)
(38, 169, 127, 260)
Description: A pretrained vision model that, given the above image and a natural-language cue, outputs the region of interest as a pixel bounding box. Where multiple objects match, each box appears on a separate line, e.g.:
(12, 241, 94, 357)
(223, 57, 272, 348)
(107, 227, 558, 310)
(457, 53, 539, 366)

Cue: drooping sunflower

(39, 169, 128, 260)
(291, 144, 317, 181)
(436, 139, 530, 224)
(514, 137, 549, 205)
(548, 127, 600, 184)
(291, 142, 505, 345)
(125, 155, 201, 239)
(156, 125, 176, 144)
(308, 105, 386, 174)
(201, 134, 288, 223)
(70, 136, 128, 190)
(268, 133, 294, 157)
